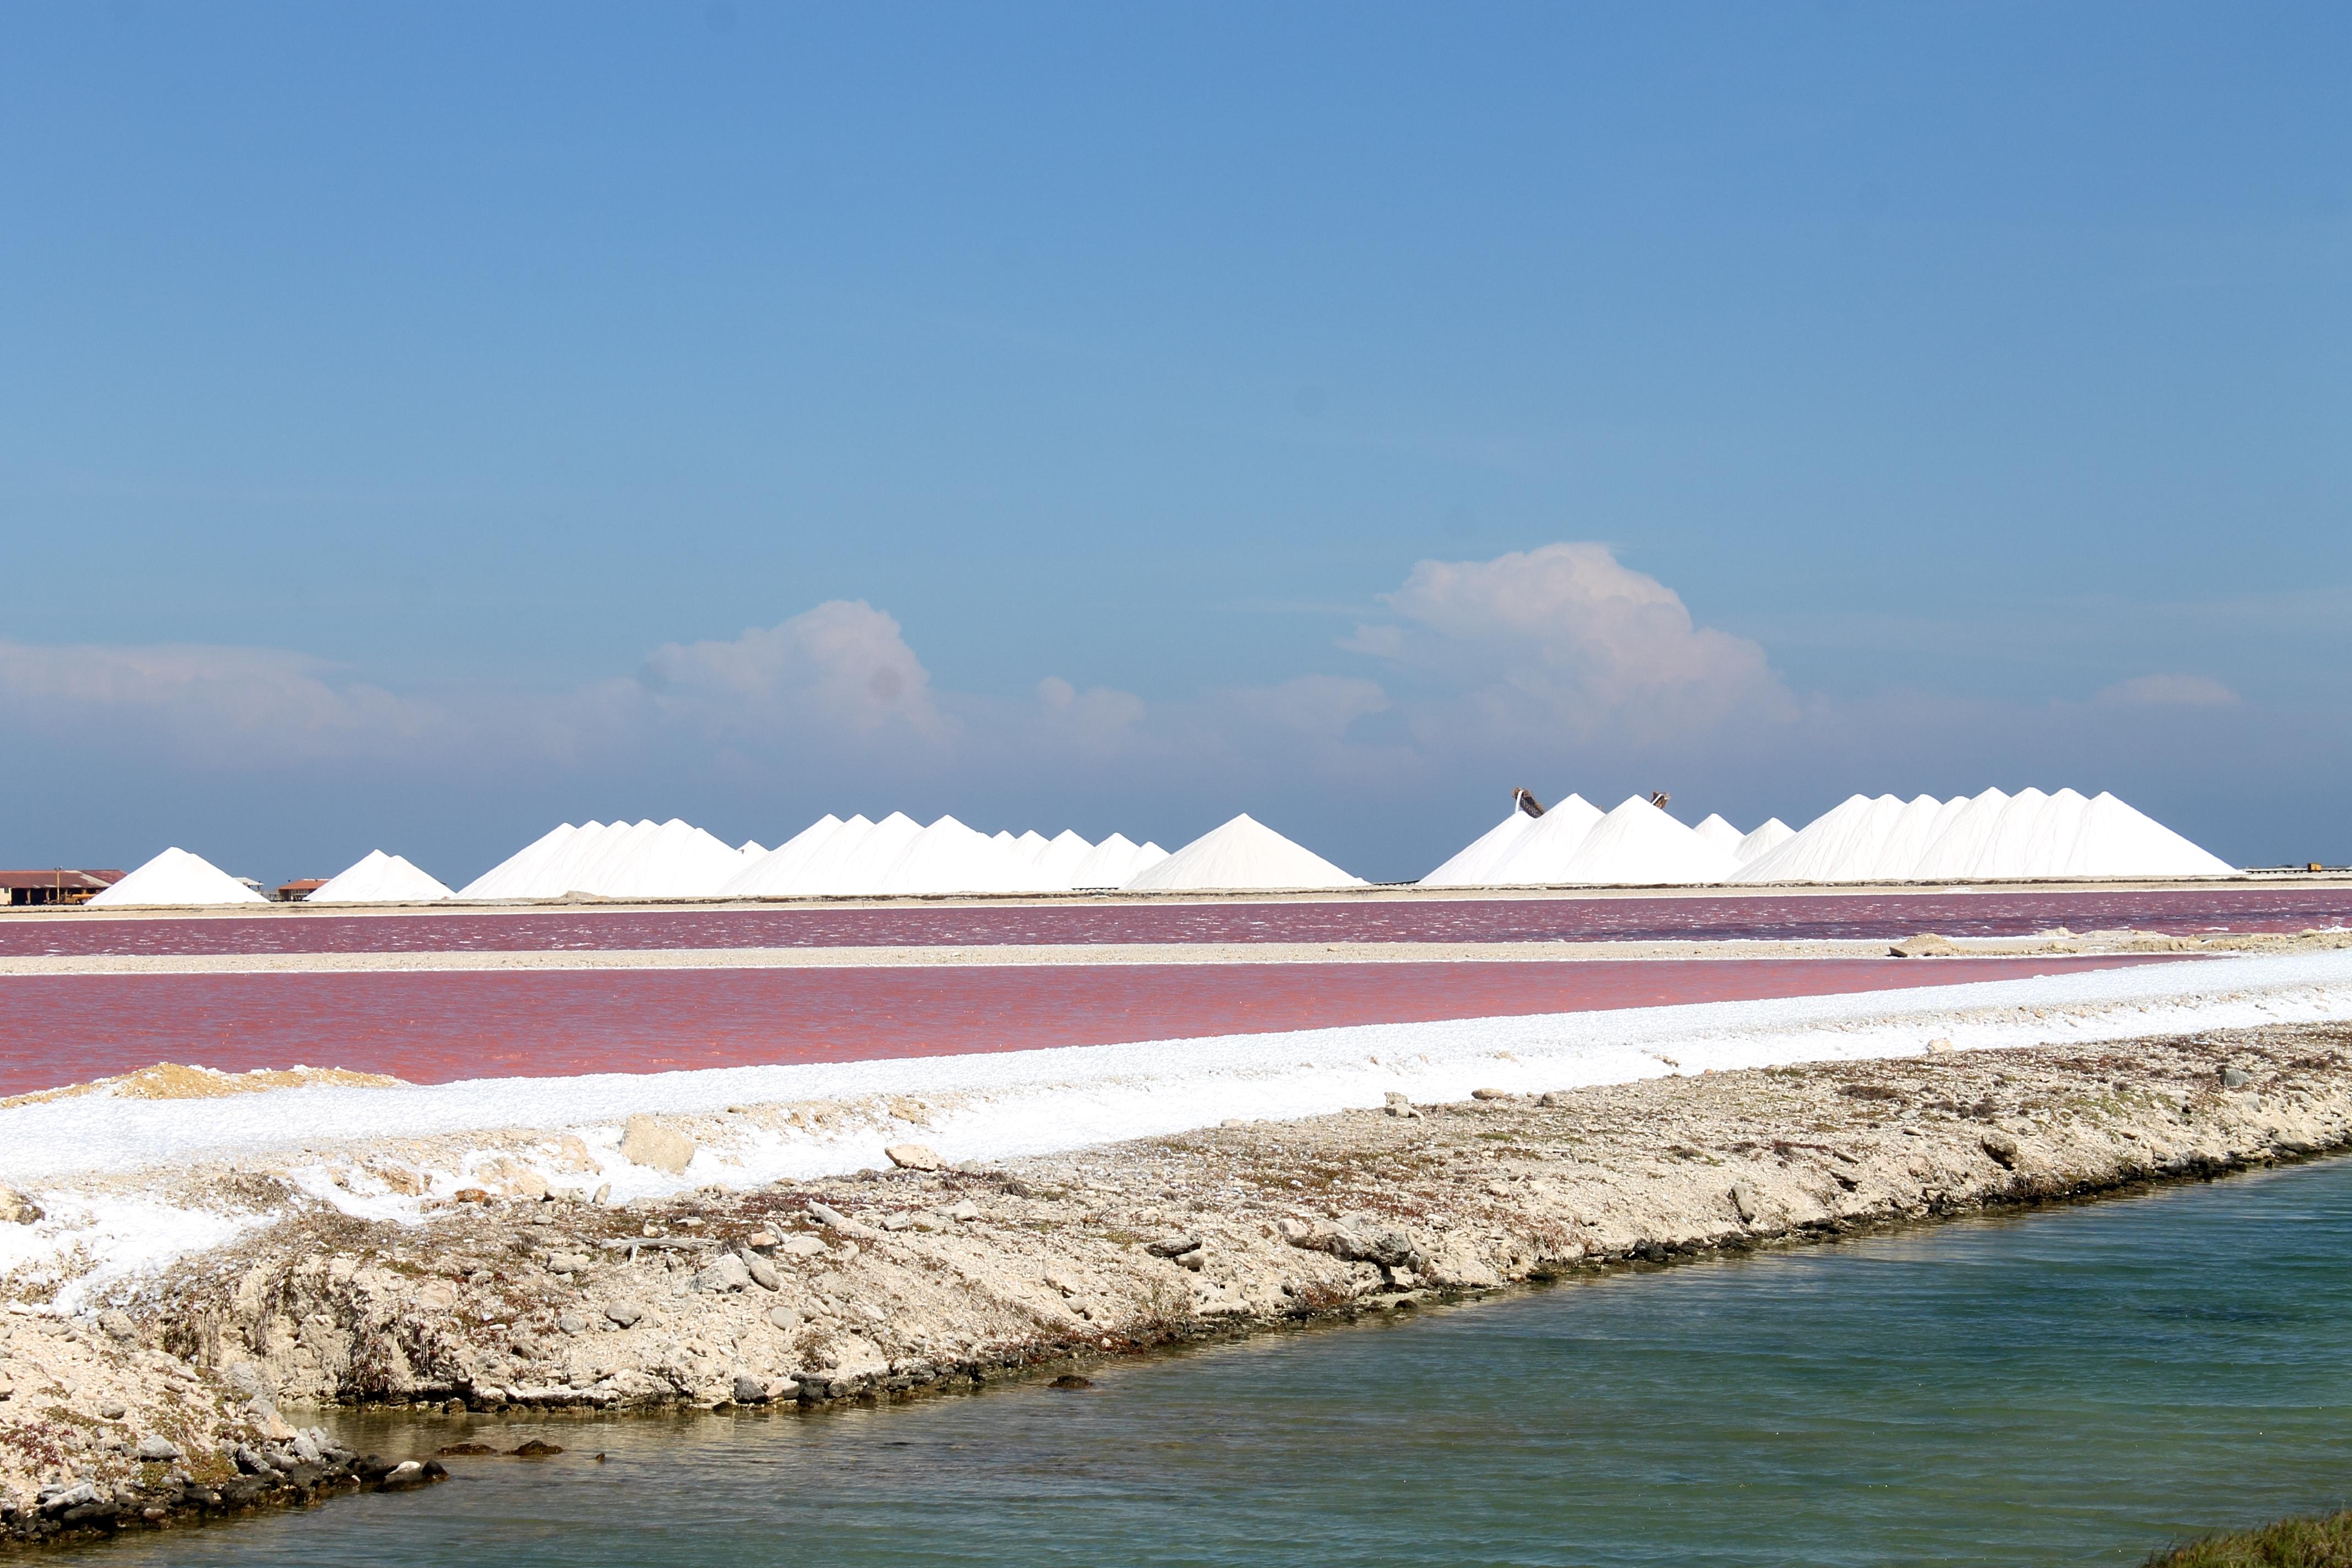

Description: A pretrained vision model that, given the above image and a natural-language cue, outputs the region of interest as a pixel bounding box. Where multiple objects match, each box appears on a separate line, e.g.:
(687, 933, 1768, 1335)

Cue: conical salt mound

(88, 847, 268, 907)
(1733, 794, 1905, 884)
(1909, 789, 2013, 879)
(308, 850, 454, 903)
(1029, 830, 1096, 891)
(582, 819, 748, 899)
(721, 815, 847, 897)
(1069, 832, 1144, 889)
(1488, 794, 1606, 884)
(2059, 792, 2235, 877)
(738, 840, 767, 857)
(793, 812, 924, 896)
(878, 815, 1058, 895)
(1123, 815, 1363, 891)
(459, 822, 580, 900)
(1692, 814, 1745, 852)
(1544, 797, 1736, 885)
(1733, 818, 1794, 865)
(1422, 799, 1551, 887)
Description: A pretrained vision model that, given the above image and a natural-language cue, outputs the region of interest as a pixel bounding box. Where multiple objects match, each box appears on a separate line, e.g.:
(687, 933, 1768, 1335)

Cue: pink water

(0, 954, 2176, 1097)
(2, 889, 2339, 958)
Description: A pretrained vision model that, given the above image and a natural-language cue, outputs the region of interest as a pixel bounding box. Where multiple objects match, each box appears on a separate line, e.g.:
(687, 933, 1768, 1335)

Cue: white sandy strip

(6, 952, 2351, 1311)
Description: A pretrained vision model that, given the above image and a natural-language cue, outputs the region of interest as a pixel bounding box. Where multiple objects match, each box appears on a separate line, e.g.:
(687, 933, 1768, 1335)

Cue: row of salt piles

(1420, 786, 2232, 886)
(458, 819, 754, 900)
(1729, 787, 2234, 883)
(1421, 796, 1793, 888)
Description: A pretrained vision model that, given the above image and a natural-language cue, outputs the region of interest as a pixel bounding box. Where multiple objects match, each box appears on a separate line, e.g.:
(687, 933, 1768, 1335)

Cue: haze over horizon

(3, 3, 2345, 885)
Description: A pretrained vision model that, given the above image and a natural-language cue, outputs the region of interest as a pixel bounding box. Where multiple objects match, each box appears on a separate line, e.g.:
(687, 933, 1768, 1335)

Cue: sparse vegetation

(2145, 1510, 2352, 1567)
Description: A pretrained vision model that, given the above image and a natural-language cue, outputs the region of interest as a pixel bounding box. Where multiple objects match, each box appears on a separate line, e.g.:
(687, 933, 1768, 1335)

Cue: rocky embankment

(7, 1021, 2351, 1547)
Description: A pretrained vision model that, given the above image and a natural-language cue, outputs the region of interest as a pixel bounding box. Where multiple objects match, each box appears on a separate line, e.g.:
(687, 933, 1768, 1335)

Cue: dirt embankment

(8, 1022, 2351, 1547)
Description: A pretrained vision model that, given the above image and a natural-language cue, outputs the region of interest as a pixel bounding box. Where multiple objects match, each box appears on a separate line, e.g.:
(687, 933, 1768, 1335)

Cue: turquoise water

(102, 1158, 2352, 1566)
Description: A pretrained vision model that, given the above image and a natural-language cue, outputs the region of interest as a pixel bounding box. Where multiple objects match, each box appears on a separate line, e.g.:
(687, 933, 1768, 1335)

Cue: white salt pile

(1538, 796, 1738, 886)
(1125, 814, 1363, 891)
(1738, 787, 2236, 883)
(795, 812, 925, 896)
(1030, 830, 1096, 891)
(307, 851, 454, 904)
(578, 819, 749, 899)
(1694, 814, 1746, 853)
(1482, 794, 1605, 884)
(877, 816, 1057, 896)
(738, 840, 767, 858)
(1733, 818, 1795, 865)
(1419, 797, 1556, 888)
(456, 822, 580, 900)
(719, 815, 846, 897)
(86, 847, 268, 907)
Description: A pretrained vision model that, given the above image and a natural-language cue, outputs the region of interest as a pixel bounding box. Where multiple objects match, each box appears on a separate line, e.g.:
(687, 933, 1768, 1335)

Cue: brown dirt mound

(1, 1061, 408, 1109)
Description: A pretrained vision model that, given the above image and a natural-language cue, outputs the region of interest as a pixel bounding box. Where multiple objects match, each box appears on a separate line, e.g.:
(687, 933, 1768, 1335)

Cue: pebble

(548, 1253, 593, 1274)
(1982, 1130, 2022, 1169)
(618, 1115, 696, 1175)
(948, 1200, 980, 1222)
(692, 1254, 752, 1293)
(2221, 1067, 2252, 1088)
(99, 1310, 138, 1343)
(133, 1435, 181, 1462)
(603, 1302, 646, 1328)
(1145, 1234, 1203, 1258)
(767, 1305, 802, 1332)
(97, 1400, 126, 1420)
(884, 1143, 944, 1172)
(731, 1373, 770, 1404)
(1729, 1182, 1761, 1223)
(1470, 1088, 1512, 1101)
(1382, 1092, 1422, 1119)
(557, 1311, 591, 1334)
(743, 1252, 782, 1292)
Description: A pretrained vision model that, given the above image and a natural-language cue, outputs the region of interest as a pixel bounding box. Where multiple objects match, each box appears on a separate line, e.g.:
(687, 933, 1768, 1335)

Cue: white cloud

(0, 639, 439, 765)
(639, 600, 949, 744)
(2095, 673, 2241, 708)
(1344, 542, 1794, 742)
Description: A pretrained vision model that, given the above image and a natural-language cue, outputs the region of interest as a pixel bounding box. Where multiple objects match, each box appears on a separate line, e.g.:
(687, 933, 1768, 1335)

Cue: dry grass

(2148, 1511, 2352, 1567)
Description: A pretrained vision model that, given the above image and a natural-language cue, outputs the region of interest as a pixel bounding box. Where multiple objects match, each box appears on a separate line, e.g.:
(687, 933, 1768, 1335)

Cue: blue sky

(2, 2, 2345, 883)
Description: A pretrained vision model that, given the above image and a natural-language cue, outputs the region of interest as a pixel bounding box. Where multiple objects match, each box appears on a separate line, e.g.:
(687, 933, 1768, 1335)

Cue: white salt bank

(1734, 819, 1794, 865)
(1487, 794, 1606, 884)
(1125, 815, 1363, 892)
(1540, 797, 1737, 886)
(1693, 814, 1746, 853)
(1421, 796, 1556, 888)
(308, 851, 454, 904)
(86, 847, 268, 907)
(458, 822, 580, 900)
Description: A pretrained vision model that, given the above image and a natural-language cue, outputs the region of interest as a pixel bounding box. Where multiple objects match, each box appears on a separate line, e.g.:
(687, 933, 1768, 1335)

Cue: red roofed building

(1, 869, 126, 907)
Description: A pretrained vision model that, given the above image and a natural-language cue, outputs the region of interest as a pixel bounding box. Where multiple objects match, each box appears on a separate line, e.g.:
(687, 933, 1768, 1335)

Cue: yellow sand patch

(1, 1061, 407, 1108)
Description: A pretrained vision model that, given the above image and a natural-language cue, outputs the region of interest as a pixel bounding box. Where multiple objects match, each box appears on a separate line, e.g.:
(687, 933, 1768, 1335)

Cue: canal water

(95, 1158, 2352, 1566)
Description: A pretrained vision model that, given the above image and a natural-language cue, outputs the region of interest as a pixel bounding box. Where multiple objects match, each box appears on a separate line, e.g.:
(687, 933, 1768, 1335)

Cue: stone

(743, 1252, 781, 1291)
(97, 1400, 127, 1420)
(1537, 1091, 1572, 1107)
(1470, 1087, 1511, 1101)
(732, 1372, 770, 1404)
(557, 1311, 590, 1334)
(1981, 1131, 2022, 1169)
(0, 1185, 41, 1225)
(692, 1255, 752, 1293)
(510, 1440, 563, 1456)
(39, 1482, 97, 1514)
(776, 1235, 827, 1259)
(884, 1143, 944, 1172)
(767, 1305, 802, 1332)
(2220, 1067, 2252, 1088)
(99, 1310, 138, 1343)
(1145, 1234, 1203, 1258)
(454, 1188, 491, 1204)
(1382, 1092, 1421, 1119)
(0, 1374, 13, 1401)
(134, 1435, 181, 1462)
(1049, 1374, 1096, 1390)
(619, 1115, 696, 1174)
(746, 1231, 779, 1251)
(1177, 1250, 1205, 1272)
(603, 1302, 646, 1328)
(1730, 1182, 1761, 1223)
(548, 1253, 592, 1274)
(806, 1201, 857, 1231)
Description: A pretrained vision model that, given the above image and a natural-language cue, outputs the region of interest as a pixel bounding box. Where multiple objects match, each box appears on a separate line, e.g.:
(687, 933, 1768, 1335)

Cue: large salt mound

(1734, 819, 1793, 864)
(1543, 796, 1737, 886)
(307, 850, 454, 903)
(1420, 801, 1550, 887)
(1068, 832, 1143, 889)
(2061, 792, 2235, 877)
(793, 812, 924, 896)
(1907, 789, 2012, 879)
(458, 823, 581, 900)
(87, 848, 268, 907)
(580, 819, 748, 899)
(1123, 814, 1363, 891)
(720, 815, 846, 897)
(1029, 830, 1096, 891)
(770, 814, 875, 895)
(878, 816, 1057, 896)
(1488, 795, 1606, 884)
(1693, 814, 1745, 853)
(1734, 794, 1901, 884)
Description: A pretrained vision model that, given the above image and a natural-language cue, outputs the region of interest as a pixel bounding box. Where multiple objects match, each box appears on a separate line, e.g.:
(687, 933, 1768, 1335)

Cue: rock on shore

(7, 1021, 2350, 1543)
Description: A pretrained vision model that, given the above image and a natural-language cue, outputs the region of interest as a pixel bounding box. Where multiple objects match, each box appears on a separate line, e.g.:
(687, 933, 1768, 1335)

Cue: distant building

(274, 879, 327, 903)
(1, 869, 126, 907)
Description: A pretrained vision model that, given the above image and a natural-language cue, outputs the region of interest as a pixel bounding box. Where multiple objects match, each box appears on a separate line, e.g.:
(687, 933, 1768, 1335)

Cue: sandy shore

(6, 1018, 2347, 1547)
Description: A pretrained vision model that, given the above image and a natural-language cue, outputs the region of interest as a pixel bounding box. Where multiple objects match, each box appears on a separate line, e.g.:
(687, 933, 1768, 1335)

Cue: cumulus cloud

(2095, 673, 2241, 708)
(1343, 542, 1794, 743)
(640, 600, 948, 742)
(0, 639, 439, 765)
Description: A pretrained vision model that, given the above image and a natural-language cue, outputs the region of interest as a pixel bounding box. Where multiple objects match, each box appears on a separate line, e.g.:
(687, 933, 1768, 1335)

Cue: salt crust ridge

(5, 951, 2349, 1310)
